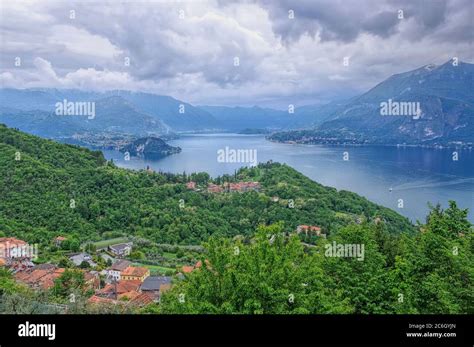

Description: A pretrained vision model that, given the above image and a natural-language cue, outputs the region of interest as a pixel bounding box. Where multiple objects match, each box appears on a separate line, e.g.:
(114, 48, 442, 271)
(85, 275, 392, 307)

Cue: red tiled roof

(181, 265, 194, 273)
(14, 267, 65, 290)
(130, 292, 155, 306)
(99, 280, 141, 295)
(88, 295, 116, 305)
(121, 266, 149, 278)
(0, 237, 27, 245)
(298, 225, 321, 231)
(186, 181, 196, 189)
(0, 238, 28, 255)
(118, 290, 140, 300)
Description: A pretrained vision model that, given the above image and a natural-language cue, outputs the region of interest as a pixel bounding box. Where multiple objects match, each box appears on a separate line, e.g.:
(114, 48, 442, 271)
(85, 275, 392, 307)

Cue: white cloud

(0, 0, 472, 108)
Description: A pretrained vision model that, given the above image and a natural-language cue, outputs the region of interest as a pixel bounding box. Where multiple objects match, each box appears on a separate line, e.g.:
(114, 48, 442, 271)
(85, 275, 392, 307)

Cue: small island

(120, 137, 182, 159)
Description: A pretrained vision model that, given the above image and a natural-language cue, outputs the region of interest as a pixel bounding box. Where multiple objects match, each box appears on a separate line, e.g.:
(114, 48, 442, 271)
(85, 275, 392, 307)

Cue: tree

(160, 223, 350, 314)
(130, 250, 146, 260)
(388, 202, 473, 314)
(52, 270, 86, 299)
(322, 223, 392, 313)
(79, 260, 91, 269)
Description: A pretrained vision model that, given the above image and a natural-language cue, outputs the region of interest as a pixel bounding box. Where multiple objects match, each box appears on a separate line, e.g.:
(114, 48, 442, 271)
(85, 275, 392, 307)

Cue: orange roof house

(226, 182, 261, 192)
(207, 183, 223, 193)
(130, 292, 155, 306)
(181, 260, 210, 274)
(296, 225, 325, 237)
(120, 266, 150, 282)
(88, 295, 117, 306)
(194, 259, 211, 269)
(14, 267, 65, 290)
(0, 237, 35, 272)
(181, 265, 194, 274)
(54, 236, 67, 247)
(186, 181, 196, 190)
(88, 291, 154, 307)
(0, 237, 28, 258)
(99, 280, 141, 296)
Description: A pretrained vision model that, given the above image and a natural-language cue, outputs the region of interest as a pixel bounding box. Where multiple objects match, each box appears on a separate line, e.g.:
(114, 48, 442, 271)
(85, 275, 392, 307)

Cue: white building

(106, 259, 132, 282)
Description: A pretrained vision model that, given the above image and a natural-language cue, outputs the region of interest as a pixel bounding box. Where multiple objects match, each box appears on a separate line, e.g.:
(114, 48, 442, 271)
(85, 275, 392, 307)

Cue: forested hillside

(156, 210, 472, 314)
(0, 124, 411, 249)
(0, 124, 471, 314)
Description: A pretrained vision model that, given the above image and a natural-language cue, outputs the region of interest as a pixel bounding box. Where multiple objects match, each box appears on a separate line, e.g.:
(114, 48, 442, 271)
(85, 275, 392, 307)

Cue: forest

(0, 124, 412, 250)
(0, 124, 471, 314)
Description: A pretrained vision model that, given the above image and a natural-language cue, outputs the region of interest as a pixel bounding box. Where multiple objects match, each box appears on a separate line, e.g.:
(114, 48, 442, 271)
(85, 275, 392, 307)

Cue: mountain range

(270, 61, 474, 146)
(1, 60, 472, 145)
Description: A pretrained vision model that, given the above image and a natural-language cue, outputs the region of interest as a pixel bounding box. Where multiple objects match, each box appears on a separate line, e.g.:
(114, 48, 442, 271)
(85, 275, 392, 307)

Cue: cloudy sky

(0, 0, 472, 108)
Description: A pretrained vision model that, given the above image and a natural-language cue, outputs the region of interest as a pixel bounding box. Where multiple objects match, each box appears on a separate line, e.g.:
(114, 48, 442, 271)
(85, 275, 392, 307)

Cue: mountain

(5, 60, 470, 143)
(270, 61, 474, 146)
(199, 105, 291, 131)
(112, 91, 218, 132)
(199, 104, 334, 131)
(121, 137, 181, 159)
(86, 96, 168, 135)
(0, 89, 216, 135)
(0, 88, 333, 136)
(0, 95, 168, 138)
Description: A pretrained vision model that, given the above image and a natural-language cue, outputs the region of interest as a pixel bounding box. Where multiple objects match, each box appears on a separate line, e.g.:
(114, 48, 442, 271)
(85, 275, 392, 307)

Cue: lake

(102, 134, 474, 223)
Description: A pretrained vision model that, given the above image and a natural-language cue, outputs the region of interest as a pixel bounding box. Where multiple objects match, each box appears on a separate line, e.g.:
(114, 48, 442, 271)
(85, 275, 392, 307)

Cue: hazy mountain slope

(0, 96, 168, 137)
(113, 91, 218, 132)
(0, 88, 341, 134)
(199, 104, 340, 131)
(271, 61, 474, 145)
(0, 89, 217, 133)
(199, 105, 290, 131)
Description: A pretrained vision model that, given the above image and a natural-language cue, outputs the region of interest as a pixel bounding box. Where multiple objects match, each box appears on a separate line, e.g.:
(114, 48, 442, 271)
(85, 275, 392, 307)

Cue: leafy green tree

(321, 223, 393, 313)
(160, 223, 350, 314)
(388, 202, 472, 314)
(52, 269, 86, 299)
(79, 260, 91, 269)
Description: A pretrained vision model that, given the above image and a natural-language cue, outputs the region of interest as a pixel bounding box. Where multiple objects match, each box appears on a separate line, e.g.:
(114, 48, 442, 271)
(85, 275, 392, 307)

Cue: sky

(0, 0, 472, 109)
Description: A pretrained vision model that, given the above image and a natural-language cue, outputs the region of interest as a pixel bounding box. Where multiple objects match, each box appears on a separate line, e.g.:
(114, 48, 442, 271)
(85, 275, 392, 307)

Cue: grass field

(91, 237, 129, 249)
(162, 252, 177, 259)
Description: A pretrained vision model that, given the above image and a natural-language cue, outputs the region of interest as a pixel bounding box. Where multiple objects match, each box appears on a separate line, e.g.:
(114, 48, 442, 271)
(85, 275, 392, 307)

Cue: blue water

(102, 134, 474, 223)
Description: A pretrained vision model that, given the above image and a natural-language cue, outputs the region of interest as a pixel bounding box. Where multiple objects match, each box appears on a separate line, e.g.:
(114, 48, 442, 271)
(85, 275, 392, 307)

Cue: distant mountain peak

(424, 63, 438, 71)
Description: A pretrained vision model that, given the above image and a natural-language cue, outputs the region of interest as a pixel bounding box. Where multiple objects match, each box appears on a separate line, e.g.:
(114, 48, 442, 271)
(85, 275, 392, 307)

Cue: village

(0, 216, 327, 311)
(0, 236, 207, 310)
(0, 181, 331, 311)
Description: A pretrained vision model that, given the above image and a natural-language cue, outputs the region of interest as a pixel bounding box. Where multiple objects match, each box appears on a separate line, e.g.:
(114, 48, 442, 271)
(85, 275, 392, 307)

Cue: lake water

(102, 134, 474, 223)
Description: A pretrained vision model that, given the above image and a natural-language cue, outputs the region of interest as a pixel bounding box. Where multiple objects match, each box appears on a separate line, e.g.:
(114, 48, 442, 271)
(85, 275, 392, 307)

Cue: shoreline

(266, 137, 473, 150)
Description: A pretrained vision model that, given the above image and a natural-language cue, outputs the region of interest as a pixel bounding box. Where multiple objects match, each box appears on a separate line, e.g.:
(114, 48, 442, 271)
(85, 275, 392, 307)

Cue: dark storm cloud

(0, 0, 472, 107)
(362, 11, 400, 38)
(259, 0, 469, 43)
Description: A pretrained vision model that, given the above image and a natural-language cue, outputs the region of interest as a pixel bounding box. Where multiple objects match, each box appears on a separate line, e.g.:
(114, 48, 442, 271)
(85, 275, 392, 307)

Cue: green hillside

(0, 124, 414, 249)
(0, 124, 471, 314)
